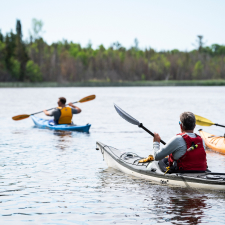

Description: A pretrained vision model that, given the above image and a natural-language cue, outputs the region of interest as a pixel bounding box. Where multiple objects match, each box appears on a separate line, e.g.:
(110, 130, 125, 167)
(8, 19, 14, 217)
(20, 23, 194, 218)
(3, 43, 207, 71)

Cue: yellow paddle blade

(12, 114, 30, 121)
(195, 114, 215, 126)
(79, 95, 96, 103)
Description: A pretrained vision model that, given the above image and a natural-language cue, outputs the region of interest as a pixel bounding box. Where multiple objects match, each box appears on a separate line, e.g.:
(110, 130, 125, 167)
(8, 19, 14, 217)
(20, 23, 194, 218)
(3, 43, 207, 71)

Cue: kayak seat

(158, 158, 207, 174)
(48, 119, 56, 126)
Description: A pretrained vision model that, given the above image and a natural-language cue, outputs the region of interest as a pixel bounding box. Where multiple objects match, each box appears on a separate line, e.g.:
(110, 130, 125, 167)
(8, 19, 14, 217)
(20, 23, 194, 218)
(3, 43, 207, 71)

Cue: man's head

(180, 112, 196, 132)
(58, 97, 66, 107)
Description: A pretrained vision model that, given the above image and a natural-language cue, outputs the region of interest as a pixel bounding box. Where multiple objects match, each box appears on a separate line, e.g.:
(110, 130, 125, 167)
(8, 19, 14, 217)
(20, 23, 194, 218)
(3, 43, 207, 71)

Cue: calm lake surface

(1, 87, 225, 224)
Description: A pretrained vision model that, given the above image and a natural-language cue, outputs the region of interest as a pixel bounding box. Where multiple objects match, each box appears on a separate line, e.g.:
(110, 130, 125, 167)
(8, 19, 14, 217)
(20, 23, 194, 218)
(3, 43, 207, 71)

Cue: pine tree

(16, 20, 22, 39)
(15, 20, 29, 81)
(5, 33, 16, 70)
(0, 29, 3, 42)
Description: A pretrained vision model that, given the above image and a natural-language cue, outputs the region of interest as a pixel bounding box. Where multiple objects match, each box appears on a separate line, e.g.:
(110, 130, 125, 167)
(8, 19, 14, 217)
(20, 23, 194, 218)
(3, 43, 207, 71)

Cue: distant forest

(1, 19, 225, 82)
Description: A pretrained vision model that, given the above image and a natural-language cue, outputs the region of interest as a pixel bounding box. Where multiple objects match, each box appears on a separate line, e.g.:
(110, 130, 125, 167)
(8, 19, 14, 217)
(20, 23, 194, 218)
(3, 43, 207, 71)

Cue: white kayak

(96, 142, 225, 191)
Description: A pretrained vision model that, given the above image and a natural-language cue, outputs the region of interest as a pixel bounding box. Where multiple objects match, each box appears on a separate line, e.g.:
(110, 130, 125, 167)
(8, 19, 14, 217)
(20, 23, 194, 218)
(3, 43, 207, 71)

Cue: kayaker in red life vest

(43, 97, 81, 124)
(153, 112, 207, 172)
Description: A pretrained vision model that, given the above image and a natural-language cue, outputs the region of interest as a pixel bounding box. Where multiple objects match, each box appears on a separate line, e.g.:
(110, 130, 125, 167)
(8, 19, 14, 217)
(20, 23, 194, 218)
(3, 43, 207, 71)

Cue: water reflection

(53, 130, 73, 137)
(97, 168, 212, 224)
(53, 130, 73, 150)
(167, 190, 208, 225)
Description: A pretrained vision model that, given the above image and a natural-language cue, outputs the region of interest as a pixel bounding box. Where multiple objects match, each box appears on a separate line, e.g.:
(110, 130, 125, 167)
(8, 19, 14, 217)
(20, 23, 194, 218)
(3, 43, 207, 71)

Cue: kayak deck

(96, 142, 225, 191)
(199, 130, 225, 155)
(31, 115, 91, 132)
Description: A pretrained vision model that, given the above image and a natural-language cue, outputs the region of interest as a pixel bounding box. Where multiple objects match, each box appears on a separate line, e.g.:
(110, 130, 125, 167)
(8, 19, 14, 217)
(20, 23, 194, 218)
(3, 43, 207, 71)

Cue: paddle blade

(79, 95, 96, 103)
(12, 114, 30, 121)
(195, 114, 215, 126)
(114, 104, 140, 126)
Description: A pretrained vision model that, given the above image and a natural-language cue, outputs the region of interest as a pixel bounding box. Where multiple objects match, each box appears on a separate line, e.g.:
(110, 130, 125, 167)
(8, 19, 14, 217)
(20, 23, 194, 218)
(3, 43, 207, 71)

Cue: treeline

(1, 20, 225, 82)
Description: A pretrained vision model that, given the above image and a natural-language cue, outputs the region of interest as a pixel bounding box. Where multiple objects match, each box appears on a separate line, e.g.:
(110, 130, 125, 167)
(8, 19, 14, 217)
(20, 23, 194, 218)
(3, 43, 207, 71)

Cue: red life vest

(168, 133, 207, 171)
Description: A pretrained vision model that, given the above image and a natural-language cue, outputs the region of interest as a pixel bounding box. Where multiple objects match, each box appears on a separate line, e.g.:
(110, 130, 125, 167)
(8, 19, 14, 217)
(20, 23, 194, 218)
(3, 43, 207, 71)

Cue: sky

(1, 0, 225, 51)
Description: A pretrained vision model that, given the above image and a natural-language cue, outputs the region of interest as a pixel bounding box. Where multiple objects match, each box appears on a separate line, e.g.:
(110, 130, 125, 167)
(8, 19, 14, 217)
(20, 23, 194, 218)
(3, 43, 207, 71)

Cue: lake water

(1, 87, 225, 224)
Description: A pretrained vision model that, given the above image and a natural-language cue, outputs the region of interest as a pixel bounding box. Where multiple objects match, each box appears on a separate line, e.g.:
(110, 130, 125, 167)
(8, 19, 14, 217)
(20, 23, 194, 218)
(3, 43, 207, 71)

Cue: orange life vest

(57, 107, 72, 124)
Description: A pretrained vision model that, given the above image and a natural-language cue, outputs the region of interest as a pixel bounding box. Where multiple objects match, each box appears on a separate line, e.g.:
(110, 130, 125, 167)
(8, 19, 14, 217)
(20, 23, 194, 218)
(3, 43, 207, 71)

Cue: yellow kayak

(199, 130, 225, 154)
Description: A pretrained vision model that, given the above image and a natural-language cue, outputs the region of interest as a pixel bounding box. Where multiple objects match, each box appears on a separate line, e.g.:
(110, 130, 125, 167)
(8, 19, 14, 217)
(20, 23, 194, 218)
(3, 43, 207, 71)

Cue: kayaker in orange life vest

(153, 112, 207, 172)
(43, 97, 81, 124)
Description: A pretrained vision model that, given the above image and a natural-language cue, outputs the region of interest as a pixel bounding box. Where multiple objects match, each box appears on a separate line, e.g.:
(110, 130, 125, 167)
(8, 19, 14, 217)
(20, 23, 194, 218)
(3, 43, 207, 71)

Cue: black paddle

(114, 104, 166, 145)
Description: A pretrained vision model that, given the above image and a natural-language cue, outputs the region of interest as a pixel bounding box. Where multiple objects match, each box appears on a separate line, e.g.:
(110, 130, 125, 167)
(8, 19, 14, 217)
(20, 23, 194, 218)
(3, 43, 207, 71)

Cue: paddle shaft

(31, 101, 78, 116)
(139, 123, 166, 145)
(215, 123, 225, 128)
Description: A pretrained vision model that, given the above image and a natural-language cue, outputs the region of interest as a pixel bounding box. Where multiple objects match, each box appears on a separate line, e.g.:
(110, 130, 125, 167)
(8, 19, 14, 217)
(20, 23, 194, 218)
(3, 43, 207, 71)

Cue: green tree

(0, 30, 3, 42)
(149, 54, 171, 80)
(193, 60, 203, 79)
(29, 18, 44, 40)
(16, 20, 22, 39)
(4, 33, 16, 71)
(0, 40, 6, 70)
(15, 20, 29, 81)
(25, 60, 42, 81)
(10, 57, 20, 78)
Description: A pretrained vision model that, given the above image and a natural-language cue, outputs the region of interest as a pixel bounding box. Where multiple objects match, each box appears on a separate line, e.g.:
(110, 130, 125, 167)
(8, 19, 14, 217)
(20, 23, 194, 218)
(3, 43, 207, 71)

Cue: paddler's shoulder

(166, 135, 184, 145)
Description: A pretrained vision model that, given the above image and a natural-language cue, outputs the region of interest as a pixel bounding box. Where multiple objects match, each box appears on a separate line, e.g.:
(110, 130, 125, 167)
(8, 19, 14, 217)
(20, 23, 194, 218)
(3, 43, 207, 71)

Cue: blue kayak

(31, 116, 91, 132)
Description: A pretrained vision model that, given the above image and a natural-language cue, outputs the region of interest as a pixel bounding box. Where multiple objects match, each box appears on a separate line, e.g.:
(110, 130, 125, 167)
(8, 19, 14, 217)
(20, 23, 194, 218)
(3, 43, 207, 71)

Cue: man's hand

(153, 132, 161, 143)
(68, 103, 82, 113)
(68, 102, 74, 107)
(43, 110, 50, 116)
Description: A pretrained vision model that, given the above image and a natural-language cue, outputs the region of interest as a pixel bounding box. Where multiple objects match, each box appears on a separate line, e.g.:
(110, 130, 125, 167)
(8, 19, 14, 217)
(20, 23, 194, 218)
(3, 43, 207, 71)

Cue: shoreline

(1, 80, 225, 87)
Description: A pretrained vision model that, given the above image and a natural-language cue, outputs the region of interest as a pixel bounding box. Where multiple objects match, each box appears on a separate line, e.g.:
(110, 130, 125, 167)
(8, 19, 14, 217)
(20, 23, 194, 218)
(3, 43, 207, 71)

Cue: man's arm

(43, 109, 57, 117)
(43, 110, 51, 116)
(68, 103, 81, 113)
(153, 133, 184, 161)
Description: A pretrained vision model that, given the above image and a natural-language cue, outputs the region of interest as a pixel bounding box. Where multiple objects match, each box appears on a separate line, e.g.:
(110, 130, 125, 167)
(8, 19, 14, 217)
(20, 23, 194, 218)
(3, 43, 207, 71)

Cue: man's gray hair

(180, 112, 196, 131)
